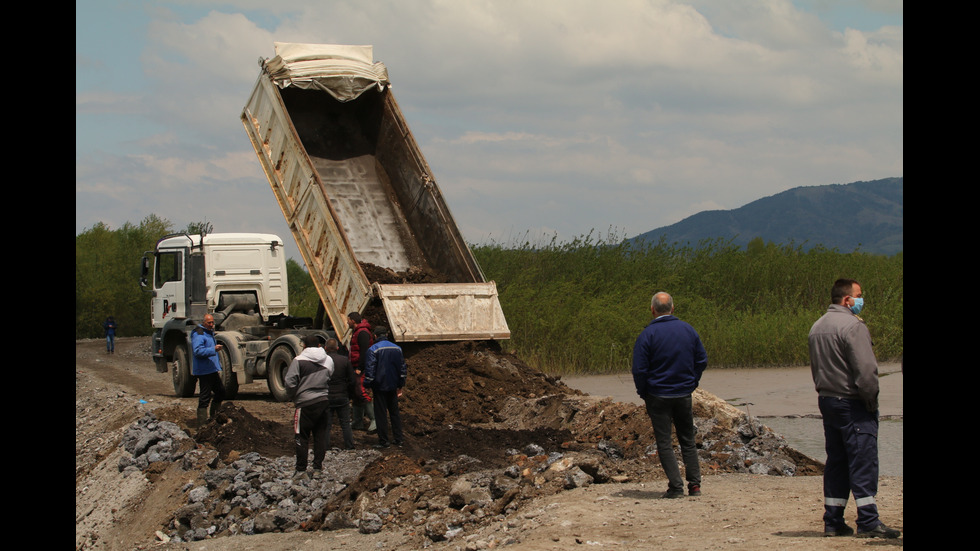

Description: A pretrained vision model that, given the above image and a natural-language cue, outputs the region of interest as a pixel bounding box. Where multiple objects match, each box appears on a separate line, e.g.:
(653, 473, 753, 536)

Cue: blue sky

(76, 0, 902, 258)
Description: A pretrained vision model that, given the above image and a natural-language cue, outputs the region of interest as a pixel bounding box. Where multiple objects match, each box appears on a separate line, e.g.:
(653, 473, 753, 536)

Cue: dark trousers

(197, 372, 225, 411)
(373, 389, 403, 446)
(642, 394, 701, 492)
(819, 396, 880, 530)
(294, 401, 330, 471)
(326, 400, 355, 449)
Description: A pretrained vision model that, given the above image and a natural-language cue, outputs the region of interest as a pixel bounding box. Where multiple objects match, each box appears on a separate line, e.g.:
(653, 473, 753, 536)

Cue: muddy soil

(76, 337, 902, 550)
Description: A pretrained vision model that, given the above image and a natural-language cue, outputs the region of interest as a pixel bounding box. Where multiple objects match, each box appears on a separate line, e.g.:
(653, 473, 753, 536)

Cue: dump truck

(140, 43, 510, 402)
(240, 42, 509, 346)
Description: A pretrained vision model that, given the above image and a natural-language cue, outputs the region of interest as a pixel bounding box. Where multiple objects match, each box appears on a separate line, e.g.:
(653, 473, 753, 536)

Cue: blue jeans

(819, 396, 880, 530)
(642, 394, 701, 492)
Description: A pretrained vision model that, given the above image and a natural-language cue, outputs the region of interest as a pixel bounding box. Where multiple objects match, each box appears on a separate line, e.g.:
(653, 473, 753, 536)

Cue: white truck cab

(141, 232, 328, 401)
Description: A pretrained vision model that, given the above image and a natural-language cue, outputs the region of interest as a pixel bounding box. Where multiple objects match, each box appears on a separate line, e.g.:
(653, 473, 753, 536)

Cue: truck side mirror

(139, 256, 151, 288)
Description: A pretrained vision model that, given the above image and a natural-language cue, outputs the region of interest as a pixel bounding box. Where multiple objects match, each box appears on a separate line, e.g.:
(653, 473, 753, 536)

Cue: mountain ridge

(628, 177, 903, 255)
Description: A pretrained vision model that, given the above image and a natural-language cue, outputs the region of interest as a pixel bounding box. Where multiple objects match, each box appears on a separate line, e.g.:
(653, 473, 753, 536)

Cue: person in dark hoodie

(324, 338, 356, 450)
(284, 335, 335, 477)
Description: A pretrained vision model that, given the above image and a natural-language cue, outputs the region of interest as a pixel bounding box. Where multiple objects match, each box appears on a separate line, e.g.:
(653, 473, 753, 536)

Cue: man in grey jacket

(285, 335, 334, 476)
(808, 279, 899, 539)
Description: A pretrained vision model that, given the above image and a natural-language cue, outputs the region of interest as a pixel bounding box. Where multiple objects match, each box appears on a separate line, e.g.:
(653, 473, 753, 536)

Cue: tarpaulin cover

(263, 42, 390, 102)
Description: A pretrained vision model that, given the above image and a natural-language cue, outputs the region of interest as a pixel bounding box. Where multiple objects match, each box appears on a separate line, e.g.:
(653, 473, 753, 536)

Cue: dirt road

(76, 338, 902, 550)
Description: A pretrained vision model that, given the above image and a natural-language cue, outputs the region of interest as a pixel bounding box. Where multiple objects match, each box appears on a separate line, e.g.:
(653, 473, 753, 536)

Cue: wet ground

(564, 364, 903, 477)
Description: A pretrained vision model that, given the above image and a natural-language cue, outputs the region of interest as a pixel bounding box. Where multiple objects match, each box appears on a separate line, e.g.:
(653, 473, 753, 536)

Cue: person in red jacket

(347, 312, 376, 432)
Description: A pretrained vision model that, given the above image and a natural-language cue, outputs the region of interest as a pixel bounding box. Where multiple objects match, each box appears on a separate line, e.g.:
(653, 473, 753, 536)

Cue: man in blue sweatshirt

(632, 292, 707, 499)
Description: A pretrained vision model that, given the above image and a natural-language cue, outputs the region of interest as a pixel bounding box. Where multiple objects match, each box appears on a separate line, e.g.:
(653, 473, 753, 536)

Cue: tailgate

(374, 283, 511, 342)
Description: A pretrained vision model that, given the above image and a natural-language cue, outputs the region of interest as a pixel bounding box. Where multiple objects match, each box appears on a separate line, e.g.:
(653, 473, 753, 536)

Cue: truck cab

(141, 232, 326, 401)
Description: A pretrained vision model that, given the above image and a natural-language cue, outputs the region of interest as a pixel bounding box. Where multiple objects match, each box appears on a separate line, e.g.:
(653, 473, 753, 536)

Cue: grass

(472, 232, 903, 375)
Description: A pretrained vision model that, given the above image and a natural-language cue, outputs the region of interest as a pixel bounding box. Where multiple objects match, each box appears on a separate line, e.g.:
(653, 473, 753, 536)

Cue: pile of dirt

(159, 336, 822, 547)
(189, 403, 293, 460)
(360, 262, 448, 285)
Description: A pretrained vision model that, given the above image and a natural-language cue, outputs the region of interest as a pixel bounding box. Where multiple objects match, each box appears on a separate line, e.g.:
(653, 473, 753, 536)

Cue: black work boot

(196, 408, 208, 432)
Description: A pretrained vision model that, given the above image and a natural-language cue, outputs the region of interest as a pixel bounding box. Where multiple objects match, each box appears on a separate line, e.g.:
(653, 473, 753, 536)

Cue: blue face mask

(849, 297, 864, 315)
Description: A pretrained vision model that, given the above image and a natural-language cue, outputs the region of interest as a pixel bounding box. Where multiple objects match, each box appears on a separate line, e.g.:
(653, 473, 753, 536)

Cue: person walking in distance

(808, 279, 900, 538)
(191, 314, 226, 430)
(284, 335, 335, 477)
(347, 312, 376, 433)
(103, 316, 117, 354)
(365, 326, 407, 449)
(631, 292, 707, 498)
(324, 338, 356, 449)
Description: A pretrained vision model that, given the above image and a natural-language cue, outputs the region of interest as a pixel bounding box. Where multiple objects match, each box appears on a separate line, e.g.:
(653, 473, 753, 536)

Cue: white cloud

(76, 0, 902, 247)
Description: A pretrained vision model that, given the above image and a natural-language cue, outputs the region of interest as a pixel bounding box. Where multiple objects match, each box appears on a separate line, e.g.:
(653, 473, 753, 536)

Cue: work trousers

(294, 401, 330, 471)
(819, 396, 880, 531)
(326, 399, 355, 449)
(372, 389, 404, 446)
(197, 372, 225, 411)
(352, 400, 376, 431)
(642, 394, 701, 493)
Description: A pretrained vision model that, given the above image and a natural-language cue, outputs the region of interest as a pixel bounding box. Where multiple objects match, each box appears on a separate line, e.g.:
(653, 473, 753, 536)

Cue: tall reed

(473, 232, 903, 375)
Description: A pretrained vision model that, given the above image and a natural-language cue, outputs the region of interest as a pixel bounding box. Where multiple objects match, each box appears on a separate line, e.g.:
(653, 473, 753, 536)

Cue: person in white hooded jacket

(285, 335, 334, 475)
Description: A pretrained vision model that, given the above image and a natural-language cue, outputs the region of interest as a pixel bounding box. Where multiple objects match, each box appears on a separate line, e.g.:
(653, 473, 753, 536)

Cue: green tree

(75, 215, 174, 338)
(286, 258, 320, 318)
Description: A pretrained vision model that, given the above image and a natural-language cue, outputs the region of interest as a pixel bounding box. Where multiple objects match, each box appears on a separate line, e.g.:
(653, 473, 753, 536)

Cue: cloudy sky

(76, 0, 902, 258)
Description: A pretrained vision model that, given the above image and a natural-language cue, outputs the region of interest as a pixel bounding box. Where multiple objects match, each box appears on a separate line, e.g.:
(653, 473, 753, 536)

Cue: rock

(322, 510, 355, 531)
(358, 512, 383, 534)
(563, 466, 593, 489)
(253, 512, 277, 534)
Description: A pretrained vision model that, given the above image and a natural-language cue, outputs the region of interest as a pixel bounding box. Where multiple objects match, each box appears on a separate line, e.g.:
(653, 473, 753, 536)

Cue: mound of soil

(185, 340, 583, 467)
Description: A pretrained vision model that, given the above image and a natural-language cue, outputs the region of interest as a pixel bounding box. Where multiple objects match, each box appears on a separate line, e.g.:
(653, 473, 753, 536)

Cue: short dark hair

(831, 278, 859, 305)
(373, 325, 388, 338)
(347, 312, 362, 323)
(302, 334, 321, 348)
(325, 338, 340, 352)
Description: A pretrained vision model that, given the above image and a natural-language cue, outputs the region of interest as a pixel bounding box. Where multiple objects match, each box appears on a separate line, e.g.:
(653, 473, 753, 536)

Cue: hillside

(629, 177, 903, 255)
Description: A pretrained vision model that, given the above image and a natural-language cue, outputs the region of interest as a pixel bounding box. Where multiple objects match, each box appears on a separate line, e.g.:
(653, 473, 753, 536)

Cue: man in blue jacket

(632, 292, 707, 498)
(192, 314, 225, 430)
(365, 326, 407, 449)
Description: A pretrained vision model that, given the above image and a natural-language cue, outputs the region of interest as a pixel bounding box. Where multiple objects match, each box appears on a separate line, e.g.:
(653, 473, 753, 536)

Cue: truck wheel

(219, 347, 239, 399)
(267, 346, 294, 402)
(172, 344, 196, 398)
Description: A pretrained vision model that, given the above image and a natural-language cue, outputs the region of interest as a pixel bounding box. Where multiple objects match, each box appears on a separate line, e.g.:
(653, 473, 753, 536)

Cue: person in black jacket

(325, 338, 356, 449)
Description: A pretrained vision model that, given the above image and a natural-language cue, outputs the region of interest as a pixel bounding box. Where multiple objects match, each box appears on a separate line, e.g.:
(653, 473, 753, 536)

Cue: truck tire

(218, 347, 239, 399)
(172, 344, 196, 398)
(266, 346, 294, 402)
